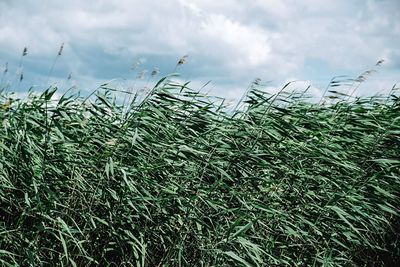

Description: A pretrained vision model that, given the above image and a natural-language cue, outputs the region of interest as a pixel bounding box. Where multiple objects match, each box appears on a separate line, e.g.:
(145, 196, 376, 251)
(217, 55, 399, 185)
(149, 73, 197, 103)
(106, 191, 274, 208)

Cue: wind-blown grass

(0, 78, 399, 266)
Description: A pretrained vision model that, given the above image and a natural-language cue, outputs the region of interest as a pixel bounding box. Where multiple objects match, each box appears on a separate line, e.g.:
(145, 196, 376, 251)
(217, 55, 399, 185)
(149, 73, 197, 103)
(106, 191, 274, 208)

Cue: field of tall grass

(0, 50, 399, 266)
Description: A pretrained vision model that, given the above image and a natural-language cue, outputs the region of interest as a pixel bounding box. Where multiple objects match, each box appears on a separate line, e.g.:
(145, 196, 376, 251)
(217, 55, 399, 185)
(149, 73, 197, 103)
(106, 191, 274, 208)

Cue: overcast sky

(0, 0, 399, 100)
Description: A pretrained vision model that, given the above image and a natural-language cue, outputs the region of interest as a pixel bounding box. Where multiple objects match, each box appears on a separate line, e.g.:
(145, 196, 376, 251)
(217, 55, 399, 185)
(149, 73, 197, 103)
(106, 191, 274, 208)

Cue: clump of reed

(0, 72, 399, 266)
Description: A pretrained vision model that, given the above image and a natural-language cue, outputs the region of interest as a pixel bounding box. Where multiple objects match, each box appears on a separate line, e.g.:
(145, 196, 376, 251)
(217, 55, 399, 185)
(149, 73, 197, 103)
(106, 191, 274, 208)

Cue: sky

(0, 0, 399, 101)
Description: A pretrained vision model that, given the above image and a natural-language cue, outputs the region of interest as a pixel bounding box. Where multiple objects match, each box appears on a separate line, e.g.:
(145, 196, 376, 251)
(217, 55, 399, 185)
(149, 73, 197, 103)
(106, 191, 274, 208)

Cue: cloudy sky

(0, 0, 399, 100)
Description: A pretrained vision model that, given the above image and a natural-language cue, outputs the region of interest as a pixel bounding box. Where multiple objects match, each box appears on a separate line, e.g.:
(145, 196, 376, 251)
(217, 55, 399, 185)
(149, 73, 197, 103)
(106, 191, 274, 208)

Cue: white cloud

(199, 14, 271, 67)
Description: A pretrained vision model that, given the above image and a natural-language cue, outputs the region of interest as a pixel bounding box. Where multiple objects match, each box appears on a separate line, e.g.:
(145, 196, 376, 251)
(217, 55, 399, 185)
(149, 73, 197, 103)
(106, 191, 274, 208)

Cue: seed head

(177, 55, 188, 66)
(22, 47, 28, 56)
(58, 43, 64, 56)
(253, 78, 261, 86)
(376, 59, 384, 66)
(137, 70, 147, 79)
(131, 60, 141, 70)
(151, 67, 159, 77)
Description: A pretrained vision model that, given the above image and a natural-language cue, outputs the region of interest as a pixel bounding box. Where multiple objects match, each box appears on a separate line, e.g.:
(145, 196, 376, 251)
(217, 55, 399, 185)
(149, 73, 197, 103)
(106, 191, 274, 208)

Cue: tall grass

(0, 76, 399, 266)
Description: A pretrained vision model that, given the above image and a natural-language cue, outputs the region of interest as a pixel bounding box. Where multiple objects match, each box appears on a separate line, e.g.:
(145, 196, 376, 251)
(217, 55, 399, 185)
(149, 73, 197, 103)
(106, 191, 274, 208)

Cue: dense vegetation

(0, 77, 399, 266)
